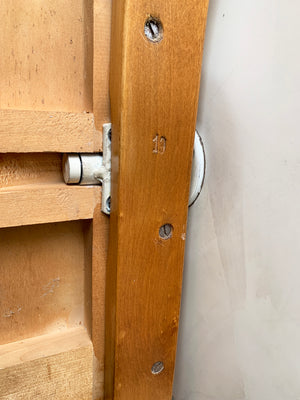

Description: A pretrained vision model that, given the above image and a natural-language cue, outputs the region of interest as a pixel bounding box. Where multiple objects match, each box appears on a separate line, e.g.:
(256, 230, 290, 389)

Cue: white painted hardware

(62, 153, 82, 184)
(98, 123, 112, 215)
(62, 123, 111, 215)
(62, 153, 103, 185)
(188, 131, 205, 207)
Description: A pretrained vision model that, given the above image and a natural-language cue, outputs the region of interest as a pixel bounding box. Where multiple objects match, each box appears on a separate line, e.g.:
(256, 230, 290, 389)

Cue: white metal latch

(62, 123, 111, 215)
(63, 124, 205, 215)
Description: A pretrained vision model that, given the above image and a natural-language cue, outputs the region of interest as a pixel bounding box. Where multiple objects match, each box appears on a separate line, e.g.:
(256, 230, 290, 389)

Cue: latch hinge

(63, 124, 205, 215)
(62, 123, 112, 215)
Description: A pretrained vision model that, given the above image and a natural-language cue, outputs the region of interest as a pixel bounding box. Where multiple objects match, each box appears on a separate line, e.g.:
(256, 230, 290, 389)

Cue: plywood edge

(92, 204, 109, 400)
(0, 328, 93, 400)
(0, 183, 101, 228)
(0, 327, 91, 369)
(106, 0, 209, 398)
(93, 0, 112, 130)
(0, 109, 101, 152)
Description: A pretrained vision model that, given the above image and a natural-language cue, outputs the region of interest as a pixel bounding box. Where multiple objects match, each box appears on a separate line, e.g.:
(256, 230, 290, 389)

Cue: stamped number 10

(152, 134, 166, 154)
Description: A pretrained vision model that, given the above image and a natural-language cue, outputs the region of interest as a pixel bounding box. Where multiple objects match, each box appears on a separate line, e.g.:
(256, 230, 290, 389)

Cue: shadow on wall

(173, 75, 246, 400)
(173, 0, 300, 398)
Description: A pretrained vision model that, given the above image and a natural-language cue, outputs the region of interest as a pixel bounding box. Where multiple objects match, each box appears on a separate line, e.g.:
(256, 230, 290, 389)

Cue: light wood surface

(0, 328, 93, 399)
(92, 204, 110, 399)
(106, 0, 209, 398)
(0, 184, 100, 228)
(0, 153, 62, 187)
(0, 1, 112, 397)
(93, 0, 112, 130)
(0, 0, 93, 113)
(0, 221, 92, 345)
(0, 110, 101, 153)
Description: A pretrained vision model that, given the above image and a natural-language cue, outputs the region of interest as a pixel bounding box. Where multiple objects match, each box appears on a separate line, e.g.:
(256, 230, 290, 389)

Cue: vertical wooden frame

(106, 0, 209, 399)
(0, 1, 112, 398)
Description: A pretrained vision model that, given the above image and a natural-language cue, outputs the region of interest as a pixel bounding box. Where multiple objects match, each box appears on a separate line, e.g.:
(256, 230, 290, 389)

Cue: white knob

(62, 153, 104, 185)
(62, 154, 81, 184)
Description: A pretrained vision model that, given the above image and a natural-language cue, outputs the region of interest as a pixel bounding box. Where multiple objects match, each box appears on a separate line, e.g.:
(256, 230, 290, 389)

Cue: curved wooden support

(105, 1, 209, 399)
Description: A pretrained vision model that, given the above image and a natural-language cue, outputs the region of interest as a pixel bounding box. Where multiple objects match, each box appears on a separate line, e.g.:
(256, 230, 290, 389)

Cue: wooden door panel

(0, 0, 93, 113)
(0, 110, 101, 153)
(0, 0, 111, 153)
(0, 1, 111, 398)
(0, 221, 91, 345)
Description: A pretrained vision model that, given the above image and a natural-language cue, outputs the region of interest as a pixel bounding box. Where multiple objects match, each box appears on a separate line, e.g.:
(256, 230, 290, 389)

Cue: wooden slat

(93, 0, 112, 131)
(0, 221, 92, 345)
(0, 0, 93, 113)
(92, 204, 109, 400)
(0, 110, 101, 153)
(0, 153, 62, 187)
(106, 0, 209, 399)
(0, 328, 93, 399)
(0, 184, 100, 228)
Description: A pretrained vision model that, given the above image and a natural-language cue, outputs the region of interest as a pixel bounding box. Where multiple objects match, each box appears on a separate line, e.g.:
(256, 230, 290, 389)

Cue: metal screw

(144, 17, 163, 42)
(159, 224, 173, 240)
(151, 361, 164, 375)
(106, 196, 111, 213)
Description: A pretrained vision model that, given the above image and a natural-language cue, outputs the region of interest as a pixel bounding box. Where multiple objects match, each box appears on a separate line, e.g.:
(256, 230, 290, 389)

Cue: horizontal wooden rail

(0, 183, 100, 228)
(0, 109, 101, 153)
(0, 328, 93, 399)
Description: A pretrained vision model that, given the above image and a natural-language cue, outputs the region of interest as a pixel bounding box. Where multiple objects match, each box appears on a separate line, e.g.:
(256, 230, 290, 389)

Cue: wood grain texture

(0, 110, 101, 152)
(106, 0, 209, 399)
(78, 203, 109, 400)
(0, 184, 100, 228)
(0, 2, 111, 397)
(0, 328, 93, 399)
(92, 204, 110, 400)
(0, 221, 92, 345)
(0, 153, 62, 187)
(0, 0, 93, 113)
(93, 0, 112, 131)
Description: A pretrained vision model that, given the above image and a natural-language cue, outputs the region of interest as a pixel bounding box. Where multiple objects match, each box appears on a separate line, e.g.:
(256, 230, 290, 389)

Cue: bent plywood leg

(105, 1, 209, 398)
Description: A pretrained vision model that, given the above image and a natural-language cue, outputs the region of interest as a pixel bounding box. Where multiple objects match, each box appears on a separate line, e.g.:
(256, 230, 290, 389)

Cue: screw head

(151, 361, 164, 375)
(144, 17, 163, 43)
(159, 224, 173, 240)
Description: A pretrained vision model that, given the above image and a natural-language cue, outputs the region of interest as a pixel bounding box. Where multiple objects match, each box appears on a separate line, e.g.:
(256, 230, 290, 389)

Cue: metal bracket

(98, 123, 112, 214)
(62, 123, 112, 215)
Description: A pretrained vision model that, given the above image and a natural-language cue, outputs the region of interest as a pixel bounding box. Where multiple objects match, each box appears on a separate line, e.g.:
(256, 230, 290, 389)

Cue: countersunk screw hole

(151, 361, 164, 375)
(159, 224, 173, 240)
(106, 196, 111, 213)
(144, 17, 163, 43)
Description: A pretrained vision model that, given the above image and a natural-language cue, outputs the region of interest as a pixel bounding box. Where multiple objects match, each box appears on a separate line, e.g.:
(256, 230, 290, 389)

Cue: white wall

(174, 1, 300, 399)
